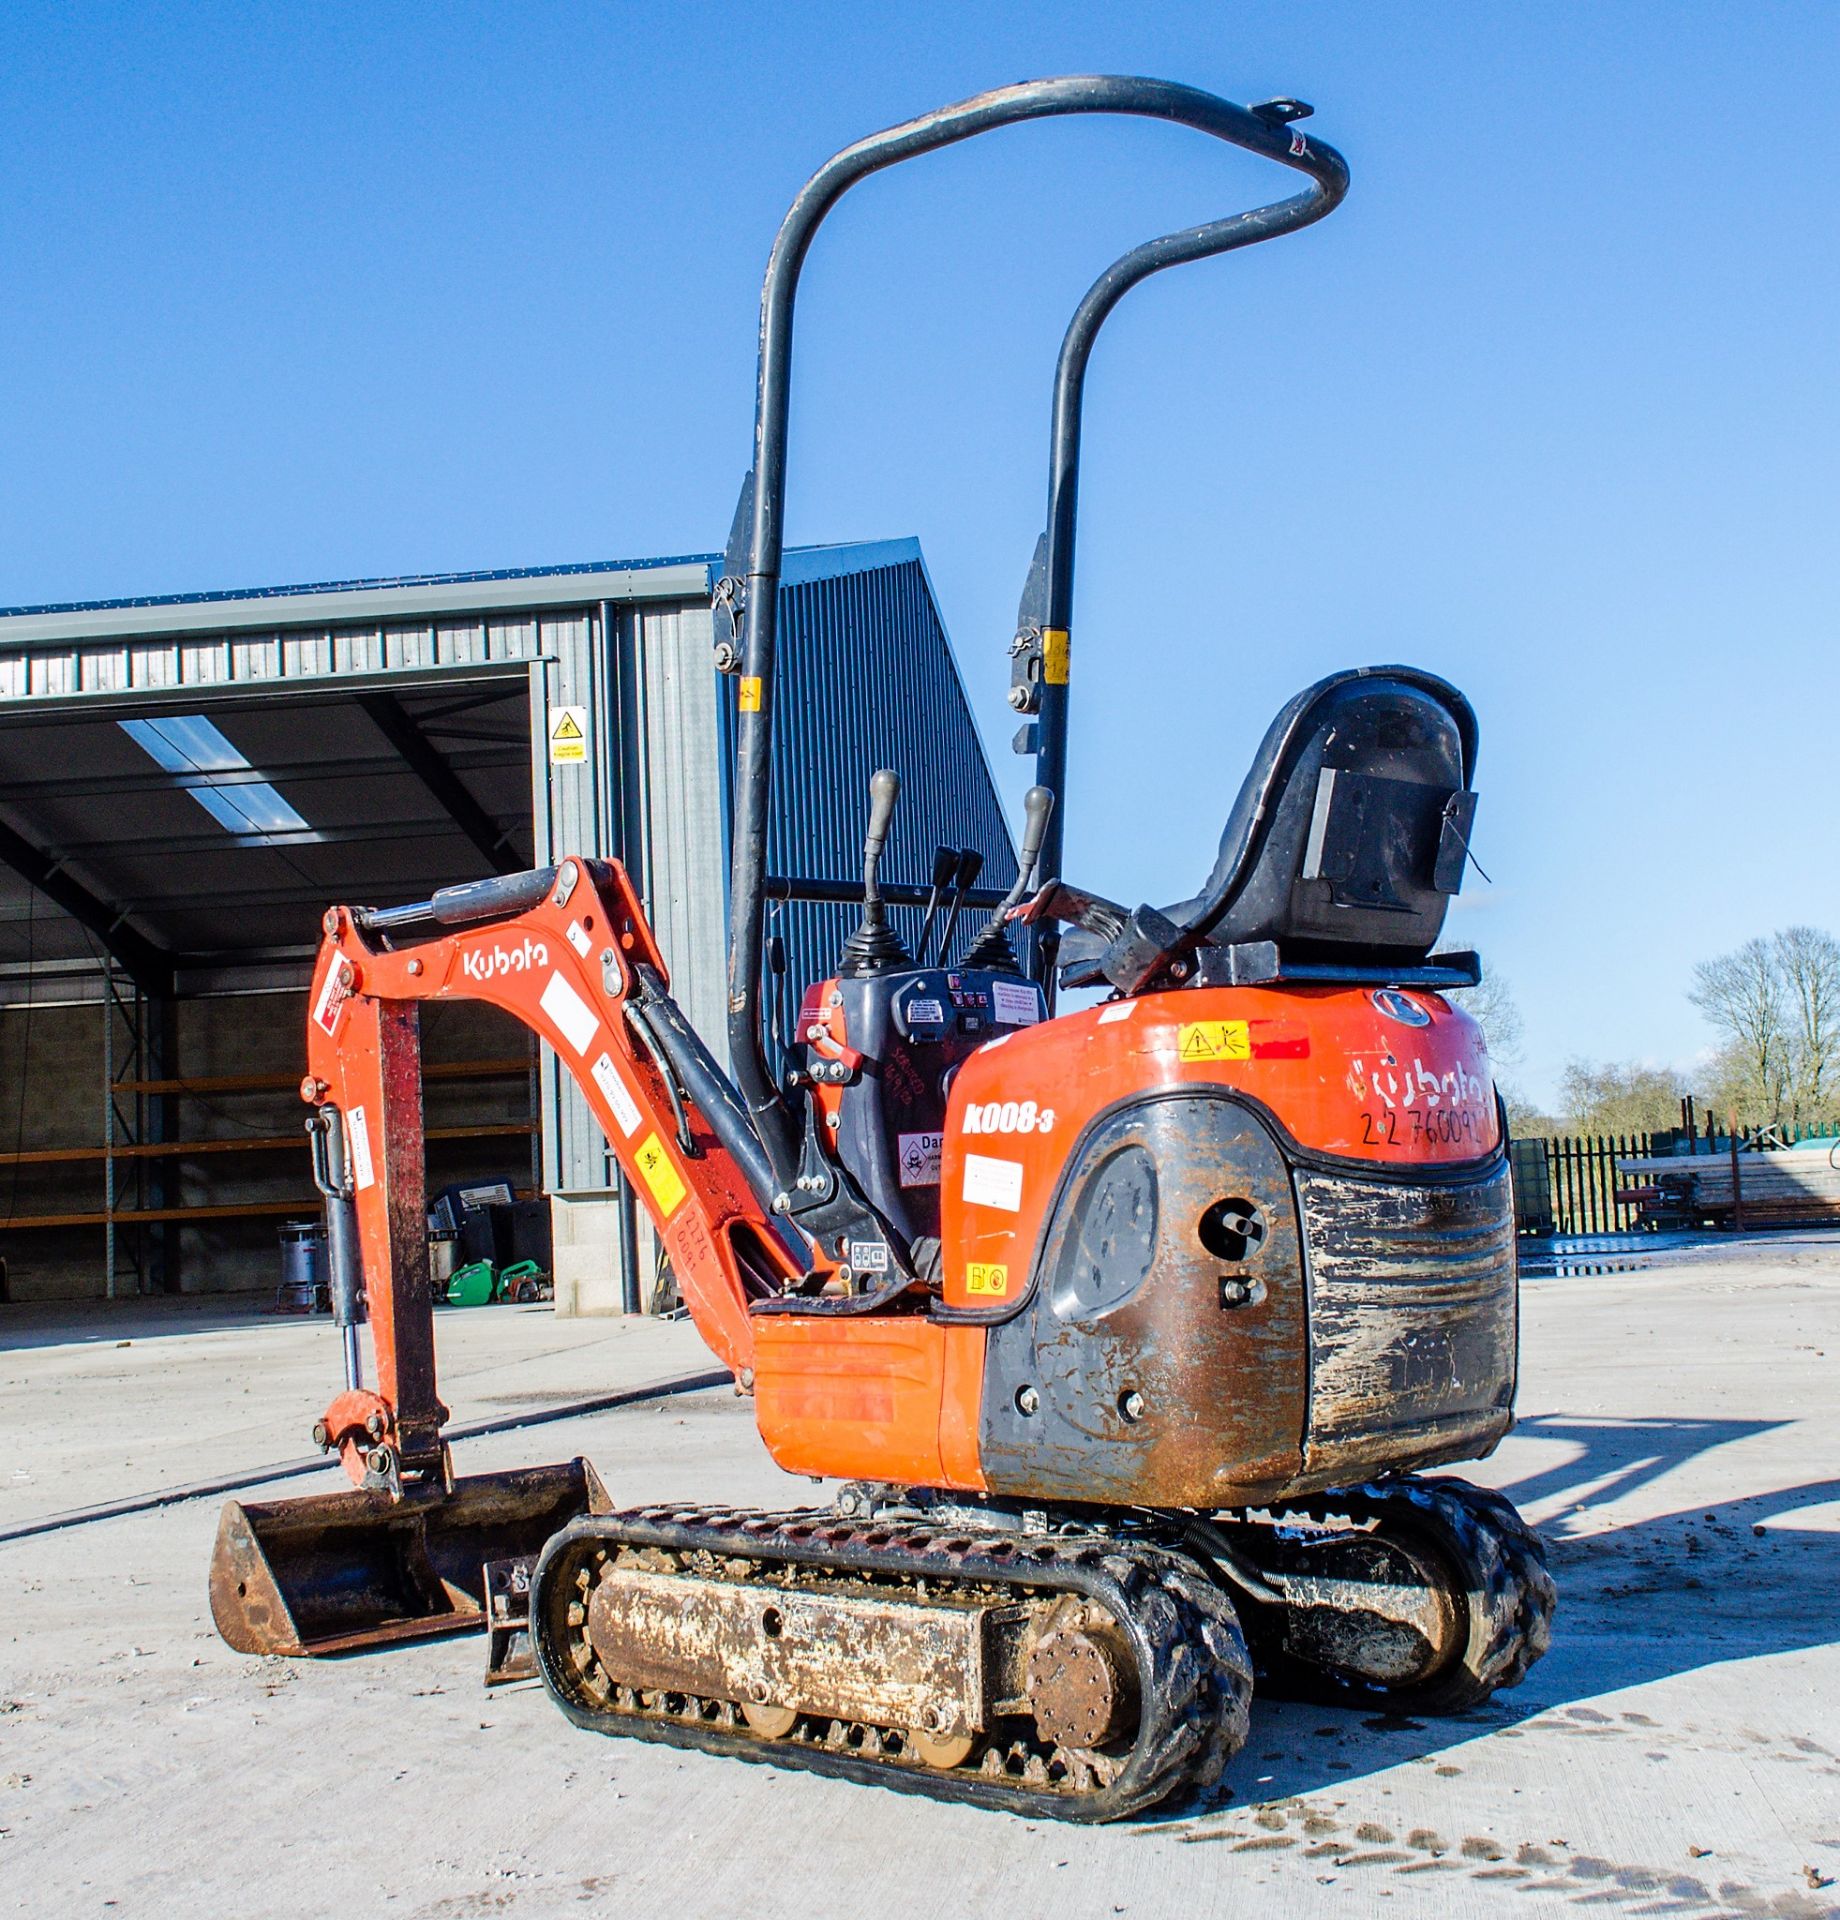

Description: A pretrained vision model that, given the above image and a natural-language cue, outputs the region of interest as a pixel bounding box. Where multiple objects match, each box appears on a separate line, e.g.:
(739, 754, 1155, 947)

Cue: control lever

(838, 769, 910, 976)
(914, 845, 959, 966)
(960, 786, 1054, 973)
(934, 848, 985, 968)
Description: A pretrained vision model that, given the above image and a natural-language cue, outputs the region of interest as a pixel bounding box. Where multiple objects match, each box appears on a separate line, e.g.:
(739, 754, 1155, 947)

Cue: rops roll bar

(719, 75, 1349, 1180)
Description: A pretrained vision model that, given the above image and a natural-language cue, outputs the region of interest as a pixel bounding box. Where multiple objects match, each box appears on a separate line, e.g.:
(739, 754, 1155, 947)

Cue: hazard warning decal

(1178, 1020, 1251, 1063)
(897, 1131, 943, 1188)
(548, 706, 588, 765)
(633, 1132, 687, 1218)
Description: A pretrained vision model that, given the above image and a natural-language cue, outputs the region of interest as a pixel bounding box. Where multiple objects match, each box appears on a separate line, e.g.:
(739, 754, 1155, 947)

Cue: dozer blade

(209, 1458, 610, 1658)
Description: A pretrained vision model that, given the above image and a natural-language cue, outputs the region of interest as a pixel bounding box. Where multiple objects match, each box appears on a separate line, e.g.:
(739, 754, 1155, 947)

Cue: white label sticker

(1097, 1001, 1138, 1025)
(539, 970, 600, 1056)
(565, 919, 592, 958)
(896, 1131, 944, 1188)
(847, 1240, 890, 1272)
(591, 1051, 643, 1137)
(962, 1152, 1024, 1212)
(905, 998, 946, 1027)
(991, 979, 1042, 1026)
(346, 1106, 375, 1191)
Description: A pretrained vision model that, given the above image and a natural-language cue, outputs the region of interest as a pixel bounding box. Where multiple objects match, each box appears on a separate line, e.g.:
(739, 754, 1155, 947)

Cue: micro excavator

(210, 75, 1553, 1821)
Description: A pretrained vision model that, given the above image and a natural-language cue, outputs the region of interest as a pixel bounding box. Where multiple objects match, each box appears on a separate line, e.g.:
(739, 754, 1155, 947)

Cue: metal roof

(0, 537, 942, 1003)
(0, 539, 923, 649)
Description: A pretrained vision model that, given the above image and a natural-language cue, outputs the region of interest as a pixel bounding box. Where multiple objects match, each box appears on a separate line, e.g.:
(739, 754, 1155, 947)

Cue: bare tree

(1448, 958, 1537, 1123)
(1690, 937, 1790, 1121)
(1449, 960, 1524, 1074)
(1773, 925, 1840, 1120)
(1557, 1059, 1686, 1134)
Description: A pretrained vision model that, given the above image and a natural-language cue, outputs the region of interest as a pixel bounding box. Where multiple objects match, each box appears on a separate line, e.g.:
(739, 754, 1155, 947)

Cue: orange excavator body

(207, 81, 1552, 1825)
(267, 859, 1508, 1519)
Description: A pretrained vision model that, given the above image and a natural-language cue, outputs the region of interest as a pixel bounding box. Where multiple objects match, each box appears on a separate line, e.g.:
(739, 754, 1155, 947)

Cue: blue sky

(3, 4, 1836, 1106)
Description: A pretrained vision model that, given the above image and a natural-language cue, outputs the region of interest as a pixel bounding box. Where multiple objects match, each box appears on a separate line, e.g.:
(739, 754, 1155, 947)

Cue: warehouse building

(0, 538, 1017, 1314)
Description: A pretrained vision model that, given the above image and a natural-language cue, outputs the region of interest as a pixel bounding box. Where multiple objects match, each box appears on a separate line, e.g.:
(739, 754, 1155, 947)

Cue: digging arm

(298, 857, 801, 1490)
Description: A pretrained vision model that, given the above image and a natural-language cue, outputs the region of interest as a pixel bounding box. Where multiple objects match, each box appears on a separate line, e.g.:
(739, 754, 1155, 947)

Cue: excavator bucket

(208, 1458, 609, 1658)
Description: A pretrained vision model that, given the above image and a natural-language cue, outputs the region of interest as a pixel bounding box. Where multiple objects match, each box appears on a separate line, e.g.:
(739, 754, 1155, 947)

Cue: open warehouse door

(0, 662, 544, 1304)
(0, 544, 1023, 1313)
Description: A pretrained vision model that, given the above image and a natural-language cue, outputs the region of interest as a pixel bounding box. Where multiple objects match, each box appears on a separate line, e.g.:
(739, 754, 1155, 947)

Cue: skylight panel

(119, 714, 316, 841)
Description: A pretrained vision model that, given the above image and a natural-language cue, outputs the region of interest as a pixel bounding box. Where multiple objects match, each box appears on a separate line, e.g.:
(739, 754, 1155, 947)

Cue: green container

(445, 1258, 497, 1308)
(499, 1259, 552, 1303)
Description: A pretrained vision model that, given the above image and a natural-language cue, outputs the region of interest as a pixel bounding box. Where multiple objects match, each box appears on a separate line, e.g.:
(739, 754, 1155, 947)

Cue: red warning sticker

(313, 958, 353, 1036)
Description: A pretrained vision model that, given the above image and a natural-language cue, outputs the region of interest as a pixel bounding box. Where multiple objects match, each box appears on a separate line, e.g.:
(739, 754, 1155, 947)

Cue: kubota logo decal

(1352, 1054, 1487, 1111)
(461, 937, 549, 983)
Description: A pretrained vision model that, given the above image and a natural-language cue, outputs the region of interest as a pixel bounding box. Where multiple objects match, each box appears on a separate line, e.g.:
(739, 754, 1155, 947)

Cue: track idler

(530, 1505, 1253, 1822)
(1214, 1476, 1556, 1711)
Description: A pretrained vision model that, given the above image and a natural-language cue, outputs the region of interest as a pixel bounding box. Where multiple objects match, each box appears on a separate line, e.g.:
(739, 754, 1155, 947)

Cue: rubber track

(529, 1503, 1253, 1823)
(1247, 1475, 1556, 1711)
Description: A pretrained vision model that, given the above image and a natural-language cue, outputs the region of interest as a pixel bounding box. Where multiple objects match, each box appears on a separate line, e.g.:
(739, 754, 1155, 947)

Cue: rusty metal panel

(586, 1565, 996, 1736)
(978, 1092, 1310, 1509)
(1296, 1158, 1517, 1481)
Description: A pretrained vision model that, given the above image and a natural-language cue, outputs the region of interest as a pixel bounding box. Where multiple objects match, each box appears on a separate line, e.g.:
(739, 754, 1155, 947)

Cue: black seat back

(1171, 666, 1478, 964)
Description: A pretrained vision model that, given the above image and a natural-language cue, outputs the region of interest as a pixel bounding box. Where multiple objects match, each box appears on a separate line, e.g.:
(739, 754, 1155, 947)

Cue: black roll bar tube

(724, 75, 1348, 1181)
(1026, 104, 1348, 958)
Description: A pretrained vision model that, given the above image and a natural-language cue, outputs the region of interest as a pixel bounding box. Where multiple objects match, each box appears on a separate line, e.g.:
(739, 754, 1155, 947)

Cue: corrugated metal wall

(634, 603, 729, 1067)
(0, 550, 1013, 1238)
(0, 616, 550, 703)
(720, 556, 1020, 1066)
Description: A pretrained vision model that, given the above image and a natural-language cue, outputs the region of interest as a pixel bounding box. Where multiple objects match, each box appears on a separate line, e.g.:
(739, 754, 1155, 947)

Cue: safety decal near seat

(1178, 1020, 1251, 1062)
(897, 1131, 944, 1187)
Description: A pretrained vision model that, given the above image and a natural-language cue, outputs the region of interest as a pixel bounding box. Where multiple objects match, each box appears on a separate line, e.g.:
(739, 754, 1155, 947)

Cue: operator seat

(1050, 666, 1481, 993)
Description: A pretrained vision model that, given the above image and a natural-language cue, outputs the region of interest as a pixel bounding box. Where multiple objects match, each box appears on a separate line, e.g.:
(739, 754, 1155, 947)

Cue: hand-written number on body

(1361, 1105, 1486, 1148)
(1354, 1054, 1488, 1149)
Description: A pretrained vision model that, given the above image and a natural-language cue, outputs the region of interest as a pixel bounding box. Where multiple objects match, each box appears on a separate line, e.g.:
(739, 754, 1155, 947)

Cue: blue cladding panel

(718, 555, 1020, 1063)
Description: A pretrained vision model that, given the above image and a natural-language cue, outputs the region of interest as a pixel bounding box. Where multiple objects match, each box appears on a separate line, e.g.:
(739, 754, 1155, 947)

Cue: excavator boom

(210, 857, 798, 1658)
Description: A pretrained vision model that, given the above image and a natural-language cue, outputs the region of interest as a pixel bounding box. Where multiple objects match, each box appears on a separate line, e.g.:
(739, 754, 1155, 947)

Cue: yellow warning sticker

(548, 705, 588, 765)
(1041, 628, 1070, 686)
(1178, 1020, 1251, 1063)
(738, 675, 763, 713)
(965, 1262, 1009, 1298)
(633, 1132, 687, 1218)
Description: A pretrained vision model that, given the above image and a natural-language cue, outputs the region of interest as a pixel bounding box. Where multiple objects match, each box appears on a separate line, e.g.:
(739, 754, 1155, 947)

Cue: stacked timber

(1614, 1144, 1840, 1223)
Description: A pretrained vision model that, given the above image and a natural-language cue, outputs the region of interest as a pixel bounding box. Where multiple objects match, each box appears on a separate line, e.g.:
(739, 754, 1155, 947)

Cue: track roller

(529, 1503, 1252, 1822)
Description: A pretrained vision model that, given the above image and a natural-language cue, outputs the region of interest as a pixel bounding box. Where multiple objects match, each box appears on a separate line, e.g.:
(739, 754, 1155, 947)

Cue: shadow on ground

(1198, 1413, 1840, 1797)
(1144, 1415, 1840, 1912)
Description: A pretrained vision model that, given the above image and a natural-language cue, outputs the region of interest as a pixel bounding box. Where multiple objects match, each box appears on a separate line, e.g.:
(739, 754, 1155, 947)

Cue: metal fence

(1533, 1133, 1654, 1235)
(1512, 1116, 1840, 1236)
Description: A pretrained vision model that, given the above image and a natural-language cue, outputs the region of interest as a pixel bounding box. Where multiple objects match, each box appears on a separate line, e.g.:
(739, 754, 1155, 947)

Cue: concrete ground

(2, 1238, 1837, 1920)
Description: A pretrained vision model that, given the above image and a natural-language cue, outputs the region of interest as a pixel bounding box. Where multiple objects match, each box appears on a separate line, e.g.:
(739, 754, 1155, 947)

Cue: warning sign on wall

(548, 706, 588, 765)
